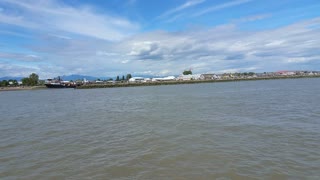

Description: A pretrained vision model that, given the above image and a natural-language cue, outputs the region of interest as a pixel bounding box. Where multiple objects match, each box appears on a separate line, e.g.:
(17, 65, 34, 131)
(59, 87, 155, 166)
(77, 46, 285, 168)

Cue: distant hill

(61, 74, 174, 81)
(0, 76, 24, 81)
(60, 74, 101, 81)
(132, 74, 174, 78)
(0, 75, 106, 81)
(0, 74, 178, 81)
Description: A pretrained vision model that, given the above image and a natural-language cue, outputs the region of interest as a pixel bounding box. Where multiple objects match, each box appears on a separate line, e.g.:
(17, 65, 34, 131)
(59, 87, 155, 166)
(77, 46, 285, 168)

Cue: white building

(177, 74, 201, 81)
(200, 74, 220, 80)
(276, 71, 296, 76)
(129, 77, 145, 82)
(142, 78, 151, 82)
(152, 76, 176, 81)
(83, 78, 89, 84)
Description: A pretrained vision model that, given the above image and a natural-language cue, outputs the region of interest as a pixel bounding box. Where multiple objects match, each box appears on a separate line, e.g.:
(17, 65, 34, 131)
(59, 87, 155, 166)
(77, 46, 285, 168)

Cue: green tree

(8, 79, 18, 86)
(13, 80, 18, 86)
(0, 80, 9, 87)
(248, 72, 255, 76)
(38, 80, 45, 85)
(126, 74, 132, 80)
(22, 78, 30, 85)
(28, 73, 39, 86)
(183, 70, 192, 75)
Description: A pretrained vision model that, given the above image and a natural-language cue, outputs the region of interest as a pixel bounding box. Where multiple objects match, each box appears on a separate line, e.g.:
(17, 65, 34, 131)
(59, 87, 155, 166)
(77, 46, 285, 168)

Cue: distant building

(129, 77, 145, 82)
(256, 73, 267, 77)
(95, 80, 104, 83)
(177, 74, 201, 80)
(83, 78, 89, 84)
(219, 73, 234, 79)
(152, 76, 176, 81)
(142, 78, 151, 82)
(308, 72, 315, 75)
(276, 71, 296, 76)
(200, 74, 220, 80)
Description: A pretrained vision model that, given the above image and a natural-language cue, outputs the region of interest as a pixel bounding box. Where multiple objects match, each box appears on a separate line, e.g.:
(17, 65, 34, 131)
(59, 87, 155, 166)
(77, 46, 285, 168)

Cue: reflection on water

(1, 78, 320, 179)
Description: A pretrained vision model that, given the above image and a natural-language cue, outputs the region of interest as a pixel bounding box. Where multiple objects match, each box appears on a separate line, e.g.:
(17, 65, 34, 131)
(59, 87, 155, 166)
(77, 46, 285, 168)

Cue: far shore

(76, 75, 320, 89)
(1, 75, 319, 91)
(0, 86, 46, 91)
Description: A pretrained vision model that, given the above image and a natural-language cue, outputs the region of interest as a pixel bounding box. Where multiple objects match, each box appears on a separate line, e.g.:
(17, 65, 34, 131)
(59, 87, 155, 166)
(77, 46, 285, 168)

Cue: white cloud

(158, 0, 206, 19)
(265, 40, 285, 47)
(219, 67, 258, 73)
(49, 34, 72, 40)
(0, 13, 37, 28)
(121, 60, 131, 64)
(286, 56, 320, 63)
(193, 0, 253, 17)
(96, 51, 118, 56)
(0, 0, 139, 41)
(0, 62, 41, 77)
(0, 30, 32, 38)
(231, 14, 272, 23)
(0, 52, 41, 62)
(118, 17, 320, 74)
(1, 14, 320, 78)
(127, 0, 137, 5)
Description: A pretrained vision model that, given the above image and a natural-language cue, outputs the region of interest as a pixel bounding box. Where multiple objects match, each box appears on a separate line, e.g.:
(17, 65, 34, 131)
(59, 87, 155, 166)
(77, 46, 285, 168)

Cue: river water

(1, 78, 319, 179)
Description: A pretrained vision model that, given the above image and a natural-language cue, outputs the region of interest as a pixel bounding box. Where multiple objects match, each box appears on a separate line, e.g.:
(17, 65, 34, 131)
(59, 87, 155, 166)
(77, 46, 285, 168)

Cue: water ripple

(0, 78, 320, 179)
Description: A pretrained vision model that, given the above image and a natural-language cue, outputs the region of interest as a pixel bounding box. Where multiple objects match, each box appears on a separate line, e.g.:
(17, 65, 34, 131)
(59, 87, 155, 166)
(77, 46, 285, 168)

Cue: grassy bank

(1, 76, 319, 91)
(0, 86, 46, 91)
(76, 75, 320, 89)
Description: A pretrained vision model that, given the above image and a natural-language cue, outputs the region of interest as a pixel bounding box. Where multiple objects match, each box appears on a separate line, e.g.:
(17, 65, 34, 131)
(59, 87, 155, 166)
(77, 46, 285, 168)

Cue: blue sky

(0, 0, 320, 78)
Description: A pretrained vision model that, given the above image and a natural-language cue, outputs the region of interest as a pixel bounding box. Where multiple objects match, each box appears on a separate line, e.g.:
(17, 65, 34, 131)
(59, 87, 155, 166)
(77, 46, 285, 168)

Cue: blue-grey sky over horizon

(0, 0, 320, 78)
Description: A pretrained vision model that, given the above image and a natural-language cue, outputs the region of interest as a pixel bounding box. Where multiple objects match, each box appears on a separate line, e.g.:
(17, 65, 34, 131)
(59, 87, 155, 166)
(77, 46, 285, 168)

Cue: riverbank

(1, 75, 319, 91)
(0, 86, 46, 91)
(76, 75, 320, 89)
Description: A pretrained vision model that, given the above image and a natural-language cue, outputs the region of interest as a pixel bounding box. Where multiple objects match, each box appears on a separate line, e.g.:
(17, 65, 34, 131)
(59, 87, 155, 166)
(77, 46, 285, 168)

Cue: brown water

(0, 78, 319, 179)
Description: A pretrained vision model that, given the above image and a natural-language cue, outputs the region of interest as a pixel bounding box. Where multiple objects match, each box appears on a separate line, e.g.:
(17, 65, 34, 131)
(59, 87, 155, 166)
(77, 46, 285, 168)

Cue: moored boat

(45, 77, 77, 88)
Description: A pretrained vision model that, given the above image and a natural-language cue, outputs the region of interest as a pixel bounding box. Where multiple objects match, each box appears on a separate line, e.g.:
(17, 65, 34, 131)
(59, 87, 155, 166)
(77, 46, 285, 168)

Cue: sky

(0, 0, 320, 78)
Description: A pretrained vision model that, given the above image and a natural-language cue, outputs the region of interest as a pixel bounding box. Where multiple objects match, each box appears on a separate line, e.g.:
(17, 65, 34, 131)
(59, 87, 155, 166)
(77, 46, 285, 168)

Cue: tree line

(0, 73, 39, 87)
(0, 79, 18, 87)
(233, 72, 256, 76)
(1, 73, 134, 87)
(115, 74, 132, 81)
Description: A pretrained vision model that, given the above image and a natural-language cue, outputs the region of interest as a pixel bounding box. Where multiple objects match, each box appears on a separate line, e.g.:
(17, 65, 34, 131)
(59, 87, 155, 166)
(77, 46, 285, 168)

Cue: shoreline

(0, 86, 46, 91)
(76, 75, 320, 89)
(1, 76, 319, 91)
